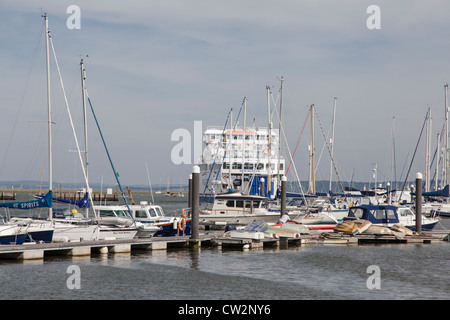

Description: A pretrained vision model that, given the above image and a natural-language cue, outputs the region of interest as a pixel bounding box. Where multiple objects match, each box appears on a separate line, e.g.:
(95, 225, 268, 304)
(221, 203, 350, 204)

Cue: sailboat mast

(80, 59, 88, 182)
(242, 97, 247, 192)
(425, 107, 431, 192)
(278, 77, 284, 191)
(310, 104, 315, 195)
(329, 97, 337, 192)
(44, 14, 53, 221)
(229, 108, 233, 190)
(446, 84, 449, 188)
(80, 59, 89, 217)
(267, 86, 272, 197)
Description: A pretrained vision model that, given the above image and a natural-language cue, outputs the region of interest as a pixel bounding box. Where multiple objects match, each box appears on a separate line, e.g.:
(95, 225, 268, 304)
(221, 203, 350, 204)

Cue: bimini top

(347, 204, 400, 224)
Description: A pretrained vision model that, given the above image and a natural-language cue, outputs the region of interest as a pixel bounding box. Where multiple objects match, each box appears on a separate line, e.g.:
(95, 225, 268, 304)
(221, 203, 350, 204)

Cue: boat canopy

(347, 205, 400, 224)
(52, 192, 90, 208)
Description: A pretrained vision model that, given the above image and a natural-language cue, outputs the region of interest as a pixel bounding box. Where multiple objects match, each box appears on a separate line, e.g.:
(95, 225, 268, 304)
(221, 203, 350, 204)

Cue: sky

(0, 1, 450, 190)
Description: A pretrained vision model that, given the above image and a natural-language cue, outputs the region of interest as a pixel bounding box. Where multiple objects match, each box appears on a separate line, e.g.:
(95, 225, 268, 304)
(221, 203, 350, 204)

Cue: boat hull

(98, 227, 137, 240)
(154, 219, 192, 237)
(0, 233, 27, 245)
(27, 229, 54, 243)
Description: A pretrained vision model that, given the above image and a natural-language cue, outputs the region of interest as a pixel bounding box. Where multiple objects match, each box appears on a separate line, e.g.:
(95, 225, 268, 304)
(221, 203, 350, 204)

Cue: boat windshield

(398, 208, 413, 216)
(149, 208, 158, 217)
(98, 210, 115, 217)
(115, 210, 128, 217)
(155, 207, 164, 216)
(348, 207, 364, 218)
(135, 210, 148, 218)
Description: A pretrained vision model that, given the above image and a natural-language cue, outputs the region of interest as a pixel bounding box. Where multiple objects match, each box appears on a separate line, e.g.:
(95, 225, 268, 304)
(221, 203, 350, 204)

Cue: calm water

(1, 192, 450, 300)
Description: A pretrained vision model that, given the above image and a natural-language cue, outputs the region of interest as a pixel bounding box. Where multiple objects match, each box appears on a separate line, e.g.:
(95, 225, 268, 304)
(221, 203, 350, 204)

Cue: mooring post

(386, 182, 391, 204)
(415, 172, 422, 234)
(260, 178, 265, 197)
(188, 173, 192, 210)
(191, 166, 200, 240)
(281, 176, 287, 217)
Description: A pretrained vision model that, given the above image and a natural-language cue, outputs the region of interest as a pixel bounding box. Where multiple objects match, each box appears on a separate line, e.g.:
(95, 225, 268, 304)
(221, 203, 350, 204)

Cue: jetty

(0, 229, 447, 261)
(0, 167, 449, 261)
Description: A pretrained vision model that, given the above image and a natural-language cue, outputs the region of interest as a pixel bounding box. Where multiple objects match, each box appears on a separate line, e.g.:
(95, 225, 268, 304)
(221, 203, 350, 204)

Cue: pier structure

(0, 169, 448, 261)
(0, 230, 447, 261)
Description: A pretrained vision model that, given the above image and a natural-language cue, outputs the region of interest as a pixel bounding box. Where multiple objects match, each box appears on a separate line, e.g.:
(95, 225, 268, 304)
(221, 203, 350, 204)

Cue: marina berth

(93, 202, 191, 237)
(342, 204, 439, 232)
(0, 216, 28, 245)
(199, 191, 280, 226)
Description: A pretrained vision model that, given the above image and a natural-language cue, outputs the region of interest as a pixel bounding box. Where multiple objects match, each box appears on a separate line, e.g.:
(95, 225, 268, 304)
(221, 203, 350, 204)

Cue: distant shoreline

(0, 188, 186, 194)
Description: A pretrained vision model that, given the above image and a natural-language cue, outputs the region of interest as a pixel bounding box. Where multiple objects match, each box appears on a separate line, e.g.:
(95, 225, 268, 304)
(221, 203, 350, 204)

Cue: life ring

(178, 218, 185, 231)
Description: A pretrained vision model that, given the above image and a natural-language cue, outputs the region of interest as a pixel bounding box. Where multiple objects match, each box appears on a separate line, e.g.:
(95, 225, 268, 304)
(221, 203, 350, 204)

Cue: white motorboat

(199, 192, 280, 226)
(344, 204, 439, 231)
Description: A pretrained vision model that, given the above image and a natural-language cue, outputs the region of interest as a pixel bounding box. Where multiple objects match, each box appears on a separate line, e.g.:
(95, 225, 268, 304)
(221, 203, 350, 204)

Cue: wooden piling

(281, 176, 287, 218)
(415, 172, 422, 233)
(191, 166, 200, 241)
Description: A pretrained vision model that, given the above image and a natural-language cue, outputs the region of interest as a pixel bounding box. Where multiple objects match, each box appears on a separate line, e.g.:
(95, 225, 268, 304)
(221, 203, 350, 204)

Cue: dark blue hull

(154, 219, 192, 237)
(406, 222, 438, 232)
(26, 230, 54, 243)
(0, 234, 27, 245)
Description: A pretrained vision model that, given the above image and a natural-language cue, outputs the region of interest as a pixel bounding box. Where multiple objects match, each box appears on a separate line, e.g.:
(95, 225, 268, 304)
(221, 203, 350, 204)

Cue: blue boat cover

(0, 191, 52, 210)
(52, 192, 90, 208)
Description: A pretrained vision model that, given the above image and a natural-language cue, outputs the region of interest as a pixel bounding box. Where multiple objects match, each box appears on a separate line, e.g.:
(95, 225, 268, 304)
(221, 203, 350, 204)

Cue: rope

(286, 111, 309, 175)
(314, 108, 346, 198)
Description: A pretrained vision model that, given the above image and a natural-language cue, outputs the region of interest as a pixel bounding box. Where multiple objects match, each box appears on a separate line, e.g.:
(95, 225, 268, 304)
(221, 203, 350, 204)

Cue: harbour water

(1, 192, 450, 301)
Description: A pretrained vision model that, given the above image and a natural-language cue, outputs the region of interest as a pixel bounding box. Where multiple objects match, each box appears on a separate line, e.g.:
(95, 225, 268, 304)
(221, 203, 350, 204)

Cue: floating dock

(0, 230, 447, 261)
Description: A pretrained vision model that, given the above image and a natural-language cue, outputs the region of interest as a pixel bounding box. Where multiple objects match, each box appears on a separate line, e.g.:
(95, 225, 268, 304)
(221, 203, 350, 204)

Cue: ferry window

(386, 209, 396, 219)
(253, 200, 260, 208)
(135, 210, 147, 218)
(223, 163, 229, 169)
(150, 208, 158, 217)
(261, 201, 267, 208)
(280, 163, 284, 170)
(226, 200, 234, 207)
(236, 200, 244, 208)
(211, 134, 215, 139)
(257, 163, 264, 170)
(245, 201, 251, 208)
(233, 163, 242, 169)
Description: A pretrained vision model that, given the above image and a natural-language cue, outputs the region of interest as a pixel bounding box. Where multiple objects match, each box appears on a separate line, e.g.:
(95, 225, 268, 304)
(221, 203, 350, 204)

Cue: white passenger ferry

(199, 125, 285, 201)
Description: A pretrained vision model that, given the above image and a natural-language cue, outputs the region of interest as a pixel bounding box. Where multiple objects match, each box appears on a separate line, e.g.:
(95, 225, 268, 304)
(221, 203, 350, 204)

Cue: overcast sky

(0, 1, 449, 190)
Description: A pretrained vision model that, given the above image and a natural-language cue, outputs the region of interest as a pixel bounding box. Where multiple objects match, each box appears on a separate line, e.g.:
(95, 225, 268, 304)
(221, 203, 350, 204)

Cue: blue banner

(0, 191, 53, 210)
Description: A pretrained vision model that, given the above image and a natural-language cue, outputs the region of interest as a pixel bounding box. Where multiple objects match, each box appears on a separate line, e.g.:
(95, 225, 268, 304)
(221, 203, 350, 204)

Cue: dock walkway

(0, 229, 447, 261)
